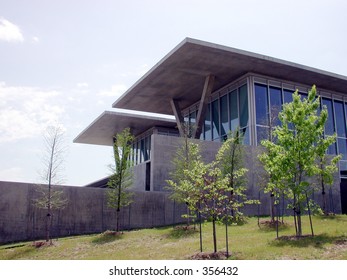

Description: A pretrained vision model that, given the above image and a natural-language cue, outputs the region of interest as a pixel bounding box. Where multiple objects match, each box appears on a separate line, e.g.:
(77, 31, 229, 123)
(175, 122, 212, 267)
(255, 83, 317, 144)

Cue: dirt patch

(32, 241, 53, 248)
(174, 225, 197, 231)
(102, 230, 123, 236)
(190, 251, 230, 260)
(277, 235, 312, 241)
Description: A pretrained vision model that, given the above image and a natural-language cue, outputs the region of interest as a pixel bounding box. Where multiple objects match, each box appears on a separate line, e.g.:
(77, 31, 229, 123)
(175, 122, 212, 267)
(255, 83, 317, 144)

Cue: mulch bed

(190, 251, 230, 260)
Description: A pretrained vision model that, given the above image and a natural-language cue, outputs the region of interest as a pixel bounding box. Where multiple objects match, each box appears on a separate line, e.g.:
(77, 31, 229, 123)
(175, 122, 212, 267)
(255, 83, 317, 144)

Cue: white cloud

(31, 36, 39, 43)
(98, 84, 128, 98)
(0, 82, 65, 143)
(0, 18, 24, 42)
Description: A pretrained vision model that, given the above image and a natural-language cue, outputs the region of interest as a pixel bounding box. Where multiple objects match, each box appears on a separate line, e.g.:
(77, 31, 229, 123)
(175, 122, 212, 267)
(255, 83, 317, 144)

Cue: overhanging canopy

(113, 37, 347, 115)
(74, 110, 176, 146)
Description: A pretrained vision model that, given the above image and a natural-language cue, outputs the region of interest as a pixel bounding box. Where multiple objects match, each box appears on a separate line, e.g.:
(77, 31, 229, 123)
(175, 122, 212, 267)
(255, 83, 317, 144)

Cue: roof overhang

(73, 110, 176, 146)
(113, 37, 347, 115)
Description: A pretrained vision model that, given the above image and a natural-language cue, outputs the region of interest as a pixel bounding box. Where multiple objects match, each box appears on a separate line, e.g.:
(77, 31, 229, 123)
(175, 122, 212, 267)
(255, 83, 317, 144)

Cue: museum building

(74, 38, 347, 214)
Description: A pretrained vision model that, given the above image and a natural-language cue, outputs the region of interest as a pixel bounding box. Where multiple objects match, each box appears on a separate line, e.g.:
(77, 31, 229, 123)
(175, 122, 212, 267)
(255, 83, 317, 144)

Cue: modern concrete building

(74, 38, 347, 214)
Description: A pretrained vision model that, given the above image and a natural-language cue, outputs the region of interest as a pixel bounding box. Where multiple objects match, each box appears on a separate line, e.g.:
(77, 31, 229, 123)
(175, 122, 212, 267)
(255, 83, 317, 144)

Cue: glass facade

(131, 134, 151, 165)
(191, 83, 249, 143)
(254, 79, 347, 178)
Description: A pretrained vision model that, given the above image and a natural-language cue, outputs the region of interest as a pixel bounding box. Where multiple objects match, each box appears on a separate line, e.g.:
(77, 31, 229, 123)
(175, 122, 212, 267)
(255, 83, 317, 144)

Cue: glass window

(255, 84, 269, 126)
(147, 136, 151, 160)
(229, 89, 239, 131)
(189, 111, 196, 127)
(220, 95, 228, 137)
(340, 161, 347, 178)
(334, 101, 346, 137)
(212, 99, 220, 140)
(283, 89, 293, 104)
(239, 84, 248, 128)
(257, 126, 269, 145)
(204, 104, 212, 141)
(269, 86, 282, 126)
(322, 98, 335, 135)
(299, 92, 308, 100)
(135, 142, 139, 165)
(240, 127, 250, 145)
(338, 138, 347, 160)
(140, 138, 145, 163)
(327, 142, 337, 155)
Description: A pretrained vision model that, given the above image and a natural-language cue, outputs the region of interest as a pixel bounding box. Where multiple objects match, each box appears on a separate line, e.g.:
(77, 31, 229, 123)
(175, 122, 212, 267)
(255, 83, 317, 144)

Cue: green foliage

(215, 130, 252, 220)
(33, 187, 67, 210)
(107, 128, 135, 232)
(259, 85, 340, 236)
(167, 128, 256, 252)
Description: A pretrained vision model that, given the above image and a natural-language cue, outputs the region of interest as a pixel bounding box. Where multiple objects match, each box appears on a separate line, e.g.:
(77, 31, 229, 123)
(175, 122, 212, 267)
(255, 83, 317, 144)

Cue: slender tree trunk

(276, 199, 279, 239)
(198, 202, 203, 252)
(270, 193, 275, 223)
(321, 180, 327, 214)
(225, 219, 229, 257)
(46, 184, 51, 243)
(305, 192, 314, 236)
(293, 195, 298, 236)
(212, 216, 217, 253)
(297, 204, 302, 237)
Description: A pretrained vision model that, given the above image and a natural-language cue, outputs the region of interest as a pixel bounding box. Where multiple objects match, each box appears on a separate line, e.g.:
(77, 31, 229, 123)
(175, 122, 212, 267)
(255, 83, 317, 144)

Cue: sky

(0, 0, 347, 186)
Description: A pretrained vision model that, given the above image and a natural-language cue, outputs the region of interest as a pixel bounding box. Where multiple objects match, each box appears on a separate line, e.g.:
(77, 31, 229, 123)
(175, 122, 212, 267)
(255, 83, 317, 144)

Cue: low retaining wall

(0, 181, 186, 244)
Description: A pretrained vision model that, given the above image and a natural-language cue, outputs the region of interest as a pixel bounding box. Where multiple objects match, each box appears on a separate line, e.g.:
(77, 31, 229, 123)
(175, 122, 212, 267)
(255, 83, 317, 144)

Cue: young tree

(107, 128, 135, 233)
(315, 134, 341, 214)
(215, 130, 250, 222)
(33, 125, 68, 244)
(166, 123, 201, 226)
(260, 85, 339, 237)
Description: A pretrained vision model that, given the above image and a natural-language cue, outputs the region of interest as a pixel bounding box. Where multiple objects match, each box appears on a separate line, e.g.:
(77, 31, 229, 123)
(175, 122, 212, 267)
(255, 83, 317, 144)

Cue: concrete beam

(193, 74, 215, 139)
(170, 99, 185, 136)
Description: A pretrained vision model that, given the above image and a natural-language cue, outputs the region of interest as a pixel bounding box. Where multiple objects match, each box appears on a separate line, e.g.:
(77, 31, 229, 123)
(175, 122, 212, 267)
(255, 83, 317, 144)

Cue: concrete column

(170, 99, 185, 136)
(193, 74, 215, 139)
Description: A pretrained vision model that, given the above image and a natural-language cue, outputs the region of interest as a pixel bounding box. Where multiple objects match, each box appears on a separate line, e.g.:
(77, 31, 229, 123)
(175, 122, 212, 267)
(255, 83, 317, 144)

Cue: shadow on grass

(270, 234, 347, 249)
(166, 225, 198, 239)
(314, 214, 346, 221)
(91, 231, 124, 245)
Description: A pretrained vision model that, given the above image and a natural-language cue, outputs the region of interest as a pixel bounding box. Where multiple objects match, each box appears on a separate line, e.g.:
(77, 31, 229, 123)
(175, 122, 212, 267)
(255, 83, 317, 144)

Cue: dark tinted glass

(334, 101, 346, 137)
(255, 84, 269, 125)
(229, 89, 239, 131)
(322, 98, 335, 135)
(239, 85, 248, 128)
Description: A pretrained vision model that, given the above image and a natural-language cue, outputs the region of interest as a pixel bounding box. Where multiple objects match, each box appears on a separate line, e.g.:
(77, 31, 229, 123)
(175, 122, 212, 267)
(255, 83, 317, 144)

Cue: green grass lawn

(1, 215, 346, 260)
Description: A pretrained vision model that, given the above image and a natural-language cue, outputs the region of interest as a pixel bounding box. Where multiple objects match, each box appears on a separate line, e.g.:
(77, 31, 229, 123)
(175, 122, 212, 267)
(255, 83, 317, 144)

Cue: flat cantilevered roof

(74, 110, 176, 146)
(113, 37, 347, 115)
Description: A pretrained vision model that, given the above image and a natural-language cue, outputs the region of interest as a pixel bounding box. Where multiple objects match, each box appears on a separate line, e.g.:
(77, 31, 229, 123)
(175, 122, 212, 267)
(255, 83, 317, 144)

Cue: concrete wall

(148, 134, 342, 215)
(0, 181, 186, 244)
(150, 134, 221, 192)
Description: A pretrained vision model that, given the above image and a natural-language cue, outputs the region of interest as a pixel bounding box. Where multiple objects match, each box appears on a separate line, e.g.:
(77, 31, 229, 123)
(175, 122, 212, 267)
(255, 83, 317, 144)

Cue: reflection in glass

(338, 138, 347, 160)
(229, 89, 239, 131)
(239, 85, 249, 128)
(220, 94, 228, 137)
(204, 104, 212, 141)
(255, 84, 269, 126)
(257, 126, 269, 145)
(283, 89, 293, 104)
(334, 101, 346, 137)
(322, 98, 335, 135)
(269, 86, 282, 126)
(212, 100, 220, 140)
